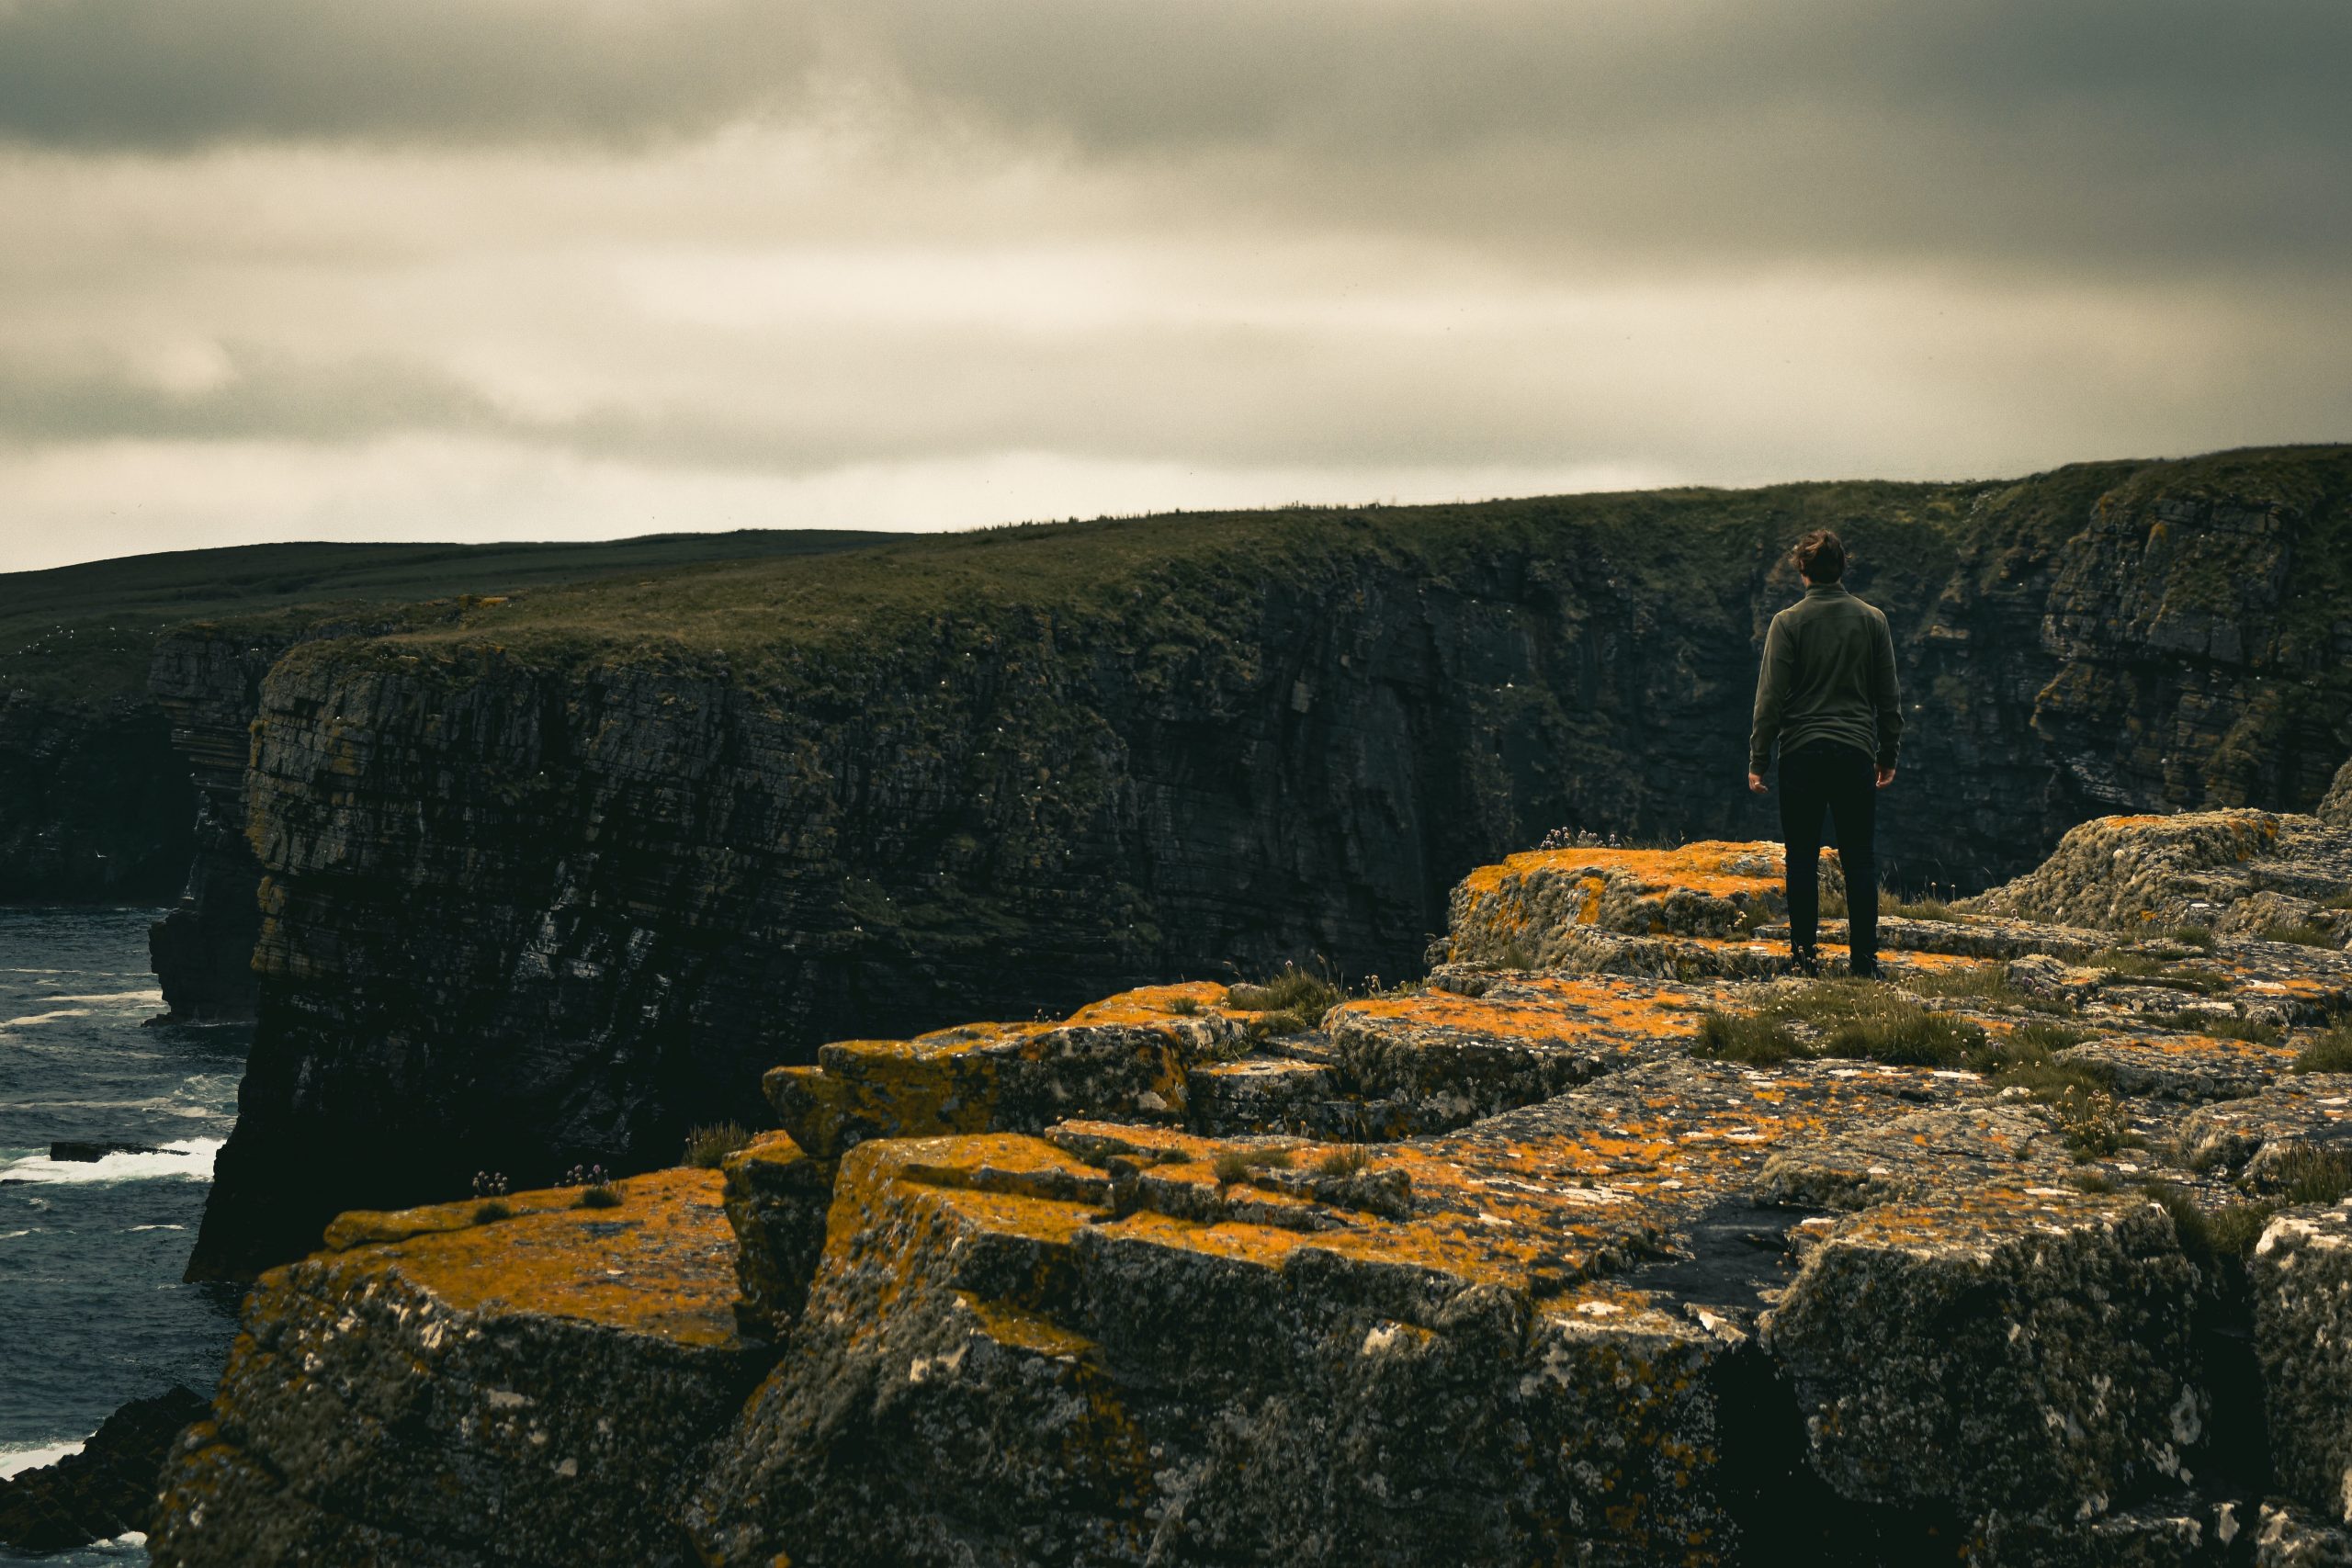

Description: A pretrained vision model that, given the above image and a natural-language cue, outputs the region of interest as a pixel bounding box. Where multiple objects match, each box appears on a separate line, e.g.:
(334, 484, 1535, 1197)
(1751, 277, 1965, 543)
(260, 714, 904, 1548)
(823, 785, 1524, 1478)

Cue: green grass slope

(0, 529, 910, 703)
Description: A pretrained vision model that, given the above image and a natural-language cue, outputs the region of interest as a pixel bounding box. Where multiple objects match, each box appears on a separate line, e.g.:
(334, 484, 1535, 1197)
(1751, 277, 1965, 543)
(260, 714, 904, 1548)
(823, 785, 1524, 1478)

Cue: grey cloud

(0, 0, 817, 149)
(0, 348, 503, 443)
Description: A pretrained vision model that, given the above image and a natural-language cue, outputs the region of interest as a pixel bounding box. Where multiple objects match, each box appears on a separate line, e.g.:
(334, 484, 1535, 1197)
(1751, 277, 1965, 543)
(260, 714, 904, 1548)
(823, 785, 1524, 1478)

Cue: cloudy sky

(2, 0, 2347, 571)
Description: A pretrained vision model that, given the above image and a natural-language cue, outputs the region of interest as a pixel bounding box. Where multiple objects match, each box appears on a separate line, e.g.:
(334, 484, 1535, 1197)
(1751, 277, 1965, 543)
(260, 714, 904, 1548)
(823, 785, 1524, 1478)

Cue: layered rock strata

(144, 625, 300, 1020)
(156, 807, 2352, 1564)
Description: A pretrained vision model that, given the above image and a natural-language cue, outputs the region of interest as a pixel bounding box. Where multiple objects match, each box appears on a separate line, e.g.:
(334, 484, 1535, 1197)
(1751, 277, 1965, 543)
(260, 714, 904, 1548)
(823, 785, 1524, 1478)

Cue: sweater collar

(1802, 582, 1849, 599)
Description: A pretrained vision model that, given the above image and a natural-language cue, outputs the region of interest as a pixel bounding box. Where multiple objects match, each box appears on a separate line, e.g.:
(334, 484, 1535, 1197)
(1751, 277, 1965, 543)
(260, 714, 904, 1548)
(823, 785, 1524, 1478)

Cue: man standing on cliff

(1747, 529, 1902, 978)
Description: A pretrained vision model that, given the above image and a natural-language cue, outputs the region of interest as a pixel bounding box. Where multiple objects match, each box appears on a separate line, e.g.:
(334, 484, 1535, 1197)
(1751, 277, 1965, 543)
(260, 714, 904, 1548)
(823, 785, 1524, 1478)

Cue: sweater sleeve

(1870, 612, 1903, 768)
(1748, 615, 1792, 773)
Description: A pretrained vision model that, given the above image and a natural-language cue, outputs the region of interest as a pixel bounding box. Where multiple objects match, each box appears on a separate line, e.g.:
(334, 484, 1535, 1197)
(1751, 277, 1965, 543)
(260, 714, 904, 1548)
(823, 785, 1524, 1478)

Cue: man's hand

(1875, 766, 1896, 789)
(1747, 772, 1767, 795)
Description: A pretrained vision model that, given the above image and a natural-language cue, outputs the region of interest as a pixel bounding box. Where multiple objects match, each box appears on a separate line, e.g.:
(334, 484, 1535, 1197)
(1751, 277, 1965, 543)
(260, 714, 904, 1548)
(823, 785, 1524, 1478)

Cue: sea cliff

(173, 447, 2352, 1277)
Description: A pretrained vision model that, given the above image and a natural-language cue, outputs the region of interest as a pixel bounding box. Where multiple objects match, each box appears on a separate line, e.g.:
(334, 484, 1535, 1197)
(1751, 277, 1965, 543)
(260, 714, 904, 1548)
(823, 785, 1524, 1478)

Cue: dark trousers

(1780, 741, 1878, 972)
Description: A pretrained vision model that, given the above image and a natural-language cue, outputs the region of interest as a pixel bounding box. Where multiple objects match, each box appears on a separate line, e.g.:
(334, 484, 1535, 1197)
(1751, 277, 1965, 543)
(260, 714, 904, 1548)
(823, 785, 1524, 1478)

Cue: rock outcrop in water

(173, 449, 2352, 1280)
(153, 805, 2352, 1565)
(0, 1385, 209, 1552)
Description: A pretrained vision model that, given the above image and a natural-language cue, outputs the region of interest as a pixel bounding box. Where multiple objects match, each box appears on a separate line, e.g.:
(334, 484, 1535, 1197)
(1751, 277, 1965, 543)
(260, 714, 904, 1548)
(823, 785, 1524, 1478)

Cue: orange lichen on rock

(763, 989, 1261, 1157)
(308, 1168, 743, 1346)
(149, 1168, 764, 1568)
(1444, 840, 1801, 968)
(695, 1058, 2018, 1566)
(2054, 1030, 2300, 1102)
(1317, 975, 1725, 1132)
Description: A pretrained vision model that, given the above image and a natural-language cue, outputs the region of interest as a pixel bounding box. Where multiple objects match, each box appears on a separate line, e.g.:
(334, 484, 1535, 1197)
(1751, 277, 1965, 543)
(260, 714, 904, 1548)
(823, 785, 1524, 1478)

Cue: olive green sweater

(1748, 583, 1902, 773)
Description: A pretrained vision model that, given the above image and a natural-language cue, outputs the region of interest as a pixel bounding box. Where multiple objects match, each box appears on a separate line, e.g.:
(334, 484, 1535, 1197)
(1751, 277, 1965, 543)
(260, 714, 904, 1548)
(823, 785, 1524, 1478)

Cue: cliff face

(144, 627, 302, 1021)
(2034, 455, 2352, 815)
(0, 692, 189, 902)
(182, 449, 2352, 1277)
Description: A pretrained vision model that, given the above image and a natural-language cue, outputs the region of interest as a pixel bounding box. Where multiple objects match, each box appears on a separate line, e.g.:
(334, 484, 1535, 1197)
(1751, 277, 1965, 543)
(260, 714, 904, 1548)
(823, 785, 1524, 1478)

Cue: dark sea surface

(0, 908, 245, 1566)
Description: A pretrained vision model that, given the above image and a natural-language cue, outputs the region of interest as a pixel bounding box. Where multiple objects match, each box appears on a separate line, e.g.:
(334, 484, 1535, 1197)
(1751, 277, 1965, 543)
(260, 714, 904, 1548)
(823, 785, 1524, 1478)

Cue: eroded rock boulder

(148, 1170, 766, 1568)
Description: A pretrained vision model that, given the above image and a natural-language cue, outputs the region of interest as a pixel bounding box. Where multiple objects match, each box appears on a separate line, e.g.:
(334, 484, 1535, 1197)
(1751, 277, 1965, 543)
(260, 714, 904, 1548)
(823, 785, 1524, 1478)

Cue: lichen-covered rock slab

(2057, 1031, 2300, 1103)
(2179, 1078, 2352, 1190)
(1966, 810, 2352, 945)
(1317, 975, 1725, 1132)
(763, 983, 1258, 1158)
(719, 1131, 832, 1339)
(699, 1058, 1996, 1566)
(1761, 1107, 2204, 1520)
(2254, 1202, 2352, 1526)
(149, 1170, 765, 1568)
(1440, 840, 1803, 968)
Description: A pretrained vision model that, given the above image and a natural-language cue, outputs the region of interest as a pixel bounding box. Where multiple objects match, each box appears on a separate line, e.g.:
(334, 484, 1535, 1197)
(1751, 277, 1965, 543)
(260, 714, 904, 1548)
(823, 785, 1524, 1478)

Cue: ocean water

(0, 908, 246, 1567)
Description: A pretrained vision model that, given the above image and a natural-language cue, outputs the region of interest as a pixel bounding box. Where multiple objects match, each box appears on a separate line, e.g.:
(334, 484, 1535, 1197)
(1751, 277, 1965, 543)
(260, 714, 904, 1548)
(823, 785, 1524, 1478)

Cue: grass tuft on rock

(1957, 1028, 2136, 1156)
(1313, 1145, 1370, 1179)
(684, 1122, 753, 1170)
(1695, 1010, 1802, 1063)
(2143, 1181, 2278, 1271)
(471, 1200, 514, 1224)
(577, 1184, 622, 1209)
(1905, 964, 2079, 1016)
(2259, 921, 2338, 948)
(2292, 1022, 2352, 1075)
(1228, 962, 1344, 1037)
(1212, 1145, 1295, 1185)
(2163, 925, 2217, 949)
(1695, 980, 1984, 1067)
(2267, 1145, 2352, 1206)
(2143, 1010, 2284, 1045)
(2087, 950, 2225, 994)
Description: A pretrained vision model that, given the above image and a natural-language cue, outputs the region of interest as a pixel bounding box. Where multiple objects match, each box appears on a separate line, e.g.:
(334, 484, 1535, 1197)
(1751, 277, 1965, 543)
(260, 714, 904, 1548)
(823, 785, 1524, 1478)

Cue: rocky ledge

(155, 807, 2352, 1565)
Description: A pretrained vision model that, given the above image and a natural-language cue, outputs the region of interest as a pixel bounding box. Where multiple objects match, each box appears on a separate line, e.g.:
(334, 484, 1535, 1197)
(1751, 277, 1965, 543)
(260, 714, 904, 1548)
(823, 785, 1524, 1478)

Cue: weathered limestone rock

(2056, 1031, 2300, 1103)
(764, 984, 1261, 1157)
(2253, 1202, 2352, 1525)
(695, 1060, 2008, 1566)
(1317, 975, 1725, 1132)
(1759, 1105, 2206, 1520)
(719, 1132, 832, 1340)
(149, 1170, 766, 1568)
(1439, 841, 1803, 969)
(2179, 1079, 2352, 1190)
(167, 808, 2352, 1565)
(1967, 810, 2352, 942)
(2321, 759, 2352, 830)
(2257, 1502, 2352, 1565)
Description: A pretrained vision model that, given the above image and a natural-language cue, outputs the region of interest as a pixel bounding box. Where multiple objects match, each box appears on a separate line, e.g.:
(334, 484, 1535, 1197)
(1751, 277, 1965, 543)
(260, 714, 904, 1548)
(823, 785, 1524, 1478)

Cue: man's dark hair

(1793, 529, 1846, 582)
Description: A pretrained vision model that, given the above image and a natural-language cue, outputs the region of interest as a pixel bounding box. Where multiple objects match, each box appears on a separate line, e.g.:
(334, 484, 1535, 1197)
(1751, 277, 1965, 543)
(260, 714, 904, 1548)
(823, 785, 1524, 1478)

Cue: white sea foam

(125, 1223, 187, 1232)
(0, 1228, 31, 1240)
(42, 989, 166, 1004)
(0, 1438, 86, 1478)
(0, 1008, 93, 1028)
(0, 1136, 223, 1185)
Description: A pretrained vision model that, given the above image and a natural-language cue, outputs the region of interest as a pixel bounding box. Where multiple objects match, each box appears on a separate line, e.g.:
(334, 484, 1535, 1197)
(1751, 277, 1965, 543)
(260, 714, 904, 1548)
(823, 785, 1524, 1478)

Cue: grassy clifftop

(0, 529, 907, 704)
(300, 446, 2347, 688)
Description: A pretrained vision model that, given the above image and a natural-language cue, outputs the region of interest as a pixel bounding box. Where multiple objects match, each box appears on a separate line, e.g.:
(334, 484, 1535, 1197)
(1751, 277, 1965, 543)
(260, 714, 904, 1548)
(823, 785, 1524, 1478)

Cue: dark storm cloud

(1, 0, 2343, 273)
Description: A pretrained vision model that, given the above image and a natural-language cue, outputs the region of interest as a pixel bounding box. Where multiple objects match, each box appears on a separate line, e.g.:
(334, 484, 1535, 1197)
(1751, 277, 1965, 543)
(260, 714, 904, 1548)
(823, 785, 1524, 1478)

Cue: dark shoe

(1849, 960, 1883, 981)
(1791, 944, 1821, 978)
